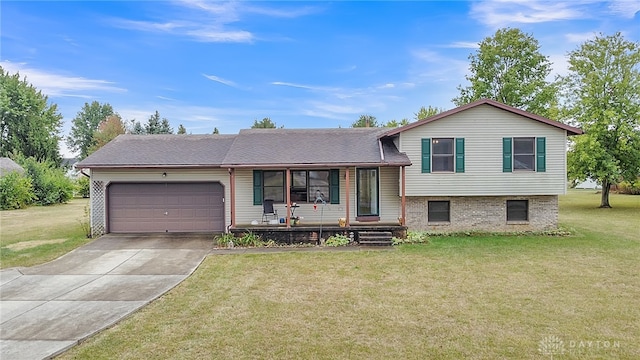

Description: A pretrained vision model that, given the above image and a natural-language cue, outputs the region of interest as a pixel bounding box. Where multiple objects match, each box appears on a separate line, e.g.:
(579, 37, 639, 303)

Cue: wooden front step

(358, 231, 393, 246)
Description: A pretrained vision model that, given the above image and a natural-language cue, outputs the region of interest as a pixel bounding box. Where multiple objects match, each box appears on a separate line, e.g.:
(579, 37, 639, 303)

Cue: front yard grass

(0, 198, 91, 269)
(61, 191, 639, 359)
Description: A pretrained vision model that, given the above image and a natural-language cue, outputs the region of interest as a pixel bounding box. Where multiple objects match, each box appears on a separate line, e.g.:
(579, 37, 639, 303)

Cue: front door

(356, 168, 379, 216)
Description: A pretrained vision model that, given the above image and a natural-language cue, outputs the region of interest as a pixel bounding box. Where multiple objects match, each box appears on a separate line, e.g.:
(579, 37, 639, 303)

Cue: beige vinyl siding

(399, 104, 568, 196)
(91, 168, 231, 229)
(235, 167, 400, 225)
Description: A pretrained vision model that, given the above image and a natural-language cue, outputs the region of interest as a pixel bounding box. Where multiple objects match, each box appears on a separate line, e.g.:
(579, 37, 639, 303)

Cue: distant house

(575, 179, 601, 190)
(77, 99, 582, 237)
(0, 157, 25, 177)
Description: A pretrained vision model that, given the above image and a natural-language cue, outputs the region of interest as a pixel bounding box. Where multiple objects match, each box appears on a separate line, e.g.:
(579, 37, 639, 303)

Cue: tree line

(1, 29, 638, 208)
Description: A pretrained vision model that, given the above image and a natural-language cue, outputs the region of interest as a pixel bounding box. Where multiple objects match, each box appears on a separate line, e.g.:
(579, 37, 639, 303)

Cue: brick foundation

(406, 195, 558, 232)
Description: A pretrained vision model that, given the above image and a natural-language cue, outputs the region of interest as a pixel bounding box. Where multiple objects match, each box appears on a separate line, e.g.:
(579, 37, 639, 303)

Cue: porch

(230, 223, 407, 245)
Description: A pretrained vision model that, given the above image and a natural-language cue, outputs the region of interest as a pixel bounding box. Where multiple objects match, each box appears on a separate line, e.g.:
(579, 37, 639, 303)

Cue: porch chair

(262, 199, 278, 223)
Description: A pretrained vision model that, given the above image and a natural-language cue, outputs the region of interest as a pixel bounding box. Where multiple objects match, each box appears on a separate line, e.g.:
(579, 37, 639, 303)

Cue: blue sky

(2, 1, 639, 157)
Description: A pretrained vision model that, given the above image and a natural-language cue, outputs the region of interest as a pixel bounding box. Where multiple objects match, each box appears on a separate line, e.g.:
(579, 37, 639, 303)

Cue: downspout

(228, 168, 235, 231)
(401, 166, 406, 226)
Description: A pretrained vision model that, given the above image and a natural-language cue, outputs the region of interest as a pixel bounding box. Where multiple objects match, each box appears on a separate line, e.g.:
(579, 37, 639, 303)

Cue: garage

(108, 182, 224, 233)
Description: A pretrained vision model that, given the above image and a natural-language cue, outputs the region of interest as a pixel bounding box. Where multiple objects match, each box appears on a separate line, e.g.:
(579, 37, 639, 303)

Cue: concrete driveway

(0, 233, 213, 360)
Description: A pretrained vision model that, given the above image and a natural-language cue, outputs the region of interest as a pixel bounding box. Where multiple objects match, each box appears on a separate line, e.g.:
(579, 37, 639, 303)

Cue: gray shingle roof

(221, 128, 410, 167)
(0, 157, 25, 176)
(76, 129, 411, 168)
(77, 134, 237, 167)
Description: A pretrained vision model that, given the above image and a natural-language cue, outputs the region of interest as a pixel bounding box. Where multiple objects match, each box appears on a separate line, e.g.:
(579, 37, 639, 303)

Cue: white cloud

(271, 81, 337, 92)
(470, 1, 590, 27)
(1, 61, 126, 97)
(445, 41, 480, 49)
(110, 1, 319, 43)
(608, 0, 640, 18)
(203, 74, 238, 87)
(565, 32, 597, 43)
(187, 28, 253, 43)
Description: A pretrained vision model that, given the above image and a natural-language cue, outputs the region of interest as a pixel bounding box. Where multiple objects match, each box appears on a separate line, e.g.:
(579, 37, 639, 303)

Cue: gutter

(80, 168, 90, 178)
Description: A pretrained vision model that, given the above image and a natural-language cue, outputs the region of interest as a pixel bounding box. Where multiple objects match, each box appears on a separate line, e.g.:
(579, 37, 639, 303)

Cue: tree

(177, 124, 187, 134)
(453, 28, 557, 118)
(384, 118, 410, 127)
(212, 127, 220, 134)
(88, 115, 126, 154)
(562, 32, 640, 208)
(351, 115, 379, 128)
(0, 67, 62, 163)
(67, 101, 114, 160)
(130, 111, 173, 134)
(251, 117, 278, 128)
(415, 106, 445, 121)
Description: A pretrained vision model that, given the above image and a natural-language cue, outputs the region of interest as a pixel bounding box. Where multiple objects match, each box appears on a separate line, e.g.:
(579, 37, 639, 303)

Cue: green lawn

(60, 191, 639, 359)
(0, 198, 91, 268)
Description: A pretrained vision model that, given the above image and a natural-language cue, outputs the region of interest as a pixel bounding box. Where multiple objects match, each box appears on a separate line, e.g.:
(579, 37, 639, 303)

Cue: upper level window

(513, 137, 535, 171)
(422, 138, 464, 173)
(503, 137, 546, 173)
(432, 138, 454, 172)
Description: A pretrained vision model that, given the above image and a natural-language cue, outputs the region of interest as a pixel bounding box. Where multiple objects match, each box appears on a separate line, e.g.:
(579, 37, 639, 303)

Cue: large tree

(67, 101, 114, 160)
(351, 114, 379, 128)
(562, 32, 640, 208)
(130, 111, 173, 134)
(453, 28, 557, 118)
(251, 117, 278, 129)
(88, 114, 126, 154)
(0, 67, 62, 163)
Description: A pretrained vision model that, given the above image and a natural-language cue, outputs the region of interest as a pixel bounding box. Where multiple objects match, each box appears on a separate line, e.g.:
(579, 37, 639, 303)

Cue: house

(0, 157, 25, 177)
(76, 99, 582, 239)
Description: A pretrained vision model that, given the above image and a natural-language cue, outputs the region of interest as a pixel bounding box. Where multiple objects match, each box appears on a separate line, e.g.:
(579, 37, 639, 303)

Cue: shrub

(617, 180, 640, 195)
(392, 231, 430, 245)
(325, 234, 350, 247)
(214, 233, 237, 248)
(0, 172, 35, 209)
(236, 232, 263, 247)
(76, 176, 90, 198)
(20, 157, 74, 205)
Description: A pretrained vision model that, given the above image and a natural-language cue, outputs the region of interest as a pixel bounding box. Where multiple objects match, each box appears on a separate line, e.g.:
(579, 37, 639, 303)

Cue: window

(263, 171, 284, 203)
(432, 138, 454, 172)
(422, 138, 465, 173)
(506, 200, 528, 221)
(513, 137, 535, 170)
(503, 137, 546, 172)
(253, 169, 340, 205)
(291, 170, 330, 203)
(357, 168, 379, 216)
(428, 201, 450, 222)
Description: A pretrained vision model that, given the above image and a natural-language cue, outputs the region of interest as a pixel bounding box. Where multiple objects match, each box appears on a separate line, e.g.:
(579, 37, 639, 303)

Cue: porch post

(401, 166, 406, 226)
(286, 168, 291, 228)
(345, 167, 350, 226)
(229, 168, 236, 229)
